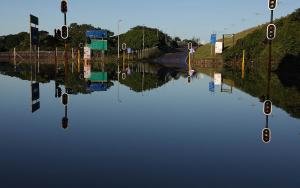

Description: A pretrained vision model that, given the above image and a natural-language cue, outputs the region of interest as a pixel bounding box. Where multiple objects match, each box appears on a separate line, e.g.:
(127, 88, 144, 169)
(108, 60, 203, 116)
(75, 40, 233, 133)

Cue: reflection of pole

(37, 46, 40, 73)
(77, 49, 80, 73)
(242, 49, 245, 79)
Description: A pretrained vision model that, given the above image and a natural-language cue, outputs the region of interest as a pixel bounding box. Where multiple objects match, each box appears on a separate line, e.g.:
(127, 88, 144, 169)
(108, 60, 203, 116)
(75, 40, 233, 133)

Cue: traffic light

(87, 37, 91, 44)
(62, 93, 68, 105)
(61, 25, 68, 40)
(262, 128, 271, 143)
(269, 0, 277, 10)
(267, 24, 276, 40)
(263, 100, 272, 116)
(61, 0, 67, 13)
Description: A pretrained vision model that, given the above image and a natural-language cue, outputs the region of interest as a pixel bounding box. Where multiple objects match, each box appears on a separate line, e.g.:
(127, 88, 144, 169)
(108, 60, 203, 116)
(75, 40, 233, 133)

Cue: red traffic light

(267, 24, 276, 40)
(262, 128, 271, 143)
(263, 100, 272, 116)
(61, 25, 68, 40)
(268, 0, 277, 10)
(61, 0, 68, 13)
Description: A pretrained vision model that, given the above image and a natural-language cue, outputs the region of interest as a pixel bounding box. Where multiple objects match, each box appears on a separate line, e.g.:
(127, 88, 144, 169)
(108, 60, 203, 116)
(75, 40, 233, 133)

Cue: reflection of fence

(193, 58, 223, 68)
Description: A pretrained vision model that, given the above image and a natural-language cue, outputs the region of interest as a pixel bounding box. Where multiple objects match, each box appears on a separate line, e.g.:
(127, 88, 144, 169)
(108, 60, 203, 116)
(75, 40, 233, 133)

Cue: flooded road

(0, 62, 300, 188)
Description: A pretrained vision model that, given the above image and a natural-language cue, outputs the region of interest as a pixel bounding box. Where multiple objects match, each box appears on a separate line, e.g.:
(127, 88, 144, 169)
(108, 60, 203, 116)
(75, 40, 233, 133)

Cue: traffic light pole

(267, 10, 274, 100)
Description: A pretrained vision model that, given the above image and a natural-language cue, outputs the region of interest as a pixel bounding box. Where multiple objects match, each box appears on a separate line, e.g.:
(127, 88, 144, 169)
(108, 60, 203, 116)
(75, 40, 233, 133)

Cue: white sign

(84, 47, 91, 60)
(215, 42, 223, 54)
(214, 73, 222, 85)
(189, 48, 195, 54)
(84, 64, 91, 79)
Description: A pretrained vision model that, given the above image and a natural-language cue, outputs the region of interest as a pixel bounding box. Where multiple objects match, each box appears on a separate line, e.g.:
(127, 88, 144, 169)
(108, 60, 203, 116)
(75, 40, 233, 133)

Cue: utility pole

(143, 25, 145, 58)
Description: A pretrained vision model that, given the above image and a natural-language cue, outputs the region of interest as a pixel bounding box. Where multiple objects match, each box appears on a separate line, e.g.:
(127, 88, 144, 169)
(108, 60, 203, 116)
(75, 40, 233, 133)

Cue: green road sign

(89, 72, 108, 82)
(88, 39, 108, 51)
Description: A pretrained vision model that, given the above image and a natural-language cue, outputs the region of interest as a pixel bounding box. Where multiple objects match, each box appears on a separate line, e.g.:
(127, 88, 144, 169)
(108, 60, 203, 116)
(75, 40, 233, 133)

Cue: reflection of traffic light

(62, 117, 68, 129)
(262, 128, 271, 143)
(263, 100, 272, 116)
(61, 0, 68, 13)
(268, 0, 277, 10)
(61, 25, 68, 40)
(267, 24, 276, 40)
(62, 93, 68, 105)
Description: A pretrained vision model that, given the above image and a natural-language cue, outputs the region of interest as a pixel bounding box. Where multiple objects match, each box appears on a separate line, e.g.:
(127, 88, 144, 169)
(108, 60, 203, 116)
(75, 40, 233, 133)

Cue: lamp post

(117, 19, 122, 60)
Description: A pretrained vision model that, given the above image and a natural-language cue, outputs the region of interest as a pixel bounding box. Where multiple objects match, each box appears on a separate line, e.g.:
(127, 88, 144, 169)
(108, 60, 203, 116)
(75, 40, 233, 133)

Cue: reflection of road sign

(32, 101, 40, 113)
(31, 82, 40, 101)
(215, 42, 223, 54)
(84, 64, 91, 79)
(88, 83, 108, 92)
(127, 48, 132, 54)
(84, 47, 91, 60)
(214, 73, 222, 85)
(262, 128, 271, 143)
(210, 34, 217, 44)
(89, 72, 108, 82)
(209, 81, 215, 92)
(30, 14, 39, 25)
(86, 30, 108, 39)
(31, 27, 39, 45)
(88, 40, 108, 51)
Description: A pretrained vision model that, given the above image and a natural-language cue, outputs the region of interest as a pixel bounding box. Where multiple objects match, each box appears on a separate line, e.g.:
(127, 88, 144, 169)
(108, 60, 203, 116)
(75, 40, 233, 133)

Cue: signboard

(215, 42, 223, 54)
(31, 27, 39, 45)
(89, 72, 108, 82)
(127, 48, 132, 54)
(214, 73, 222, 85)
(189, 48, 195, 54)
(31, 82, 40, 101)
(86, 30, 108, 39)
(210, 34, 217, 45)
(88, 39, 108, 51)
(30, 14, 39, 25)
(84, 47, 91, 60)
(84, 64, 91, 79)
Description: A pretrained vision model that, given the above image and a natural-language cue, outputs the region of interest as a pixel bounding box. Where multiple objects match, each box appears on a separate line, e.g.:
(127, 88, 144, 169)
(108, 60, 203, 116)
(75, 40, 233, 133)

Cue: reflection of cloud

(255, 12, 261, 16)
(241, 18, 246, 22)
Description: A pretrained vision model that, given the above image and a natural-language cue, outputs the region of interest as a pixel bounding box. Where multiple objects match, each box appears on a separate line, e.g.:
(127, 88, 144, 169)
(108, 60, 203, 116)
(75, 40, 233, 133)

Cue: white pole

(118, 20, 122, 61)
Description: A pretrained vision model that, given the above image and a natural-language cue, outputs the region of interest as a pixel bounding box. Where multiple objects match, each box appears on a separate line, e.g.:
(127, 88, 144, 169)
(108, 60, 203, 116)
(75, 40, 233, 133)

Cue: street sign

(210, 34, 217, 45)
(189, 48, 195, 54)
(86, 30, 108, 39)
(88, 83, 108, 92)
(127, 48, 132, 54)
(31, 27, 39, 45)
(215, 42, 223, 54)
(84, 47, 91, 60)
(30, 14, 39, 25)
(31, 82, 40, 101)
(88, 40, 108, 51)
(214, 73, 222, 85)
(89, 72, 108, 82)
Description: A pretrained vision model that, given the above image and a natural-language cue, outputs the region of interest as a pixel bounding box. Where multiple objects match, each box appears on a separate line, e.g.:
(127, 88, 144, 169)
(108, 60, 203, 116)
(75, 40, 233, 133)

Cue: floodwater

(0, 62, 300, 188)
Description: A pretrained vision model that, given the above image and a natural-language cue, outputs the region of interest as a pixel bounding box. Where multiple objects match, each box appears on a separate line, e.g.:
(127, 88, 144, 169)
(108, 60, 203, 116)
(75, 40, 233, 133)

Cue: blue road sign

(86, 30, 108, 39)
(88, 83, 108, 92)
(31, 27, 39, 45)
(31, 82, 40, 101)
(210, 34, 217, 45)
(127, 48, 132, 54)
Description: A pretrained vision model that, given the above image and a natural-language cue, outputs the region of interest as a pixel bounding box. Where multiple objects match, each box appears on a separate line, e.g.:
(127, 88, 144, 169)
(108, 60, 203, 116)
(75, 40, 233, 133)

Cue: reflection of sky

(0, 0, 299, 41)
(0, 73, 300, 187)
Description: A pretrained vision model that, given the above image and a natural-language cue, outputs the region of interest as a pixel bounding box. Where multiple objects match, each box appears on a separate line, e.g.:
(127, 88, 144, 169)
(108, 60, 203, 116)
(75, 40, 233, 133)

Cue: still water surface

(0, 63, 300, 188)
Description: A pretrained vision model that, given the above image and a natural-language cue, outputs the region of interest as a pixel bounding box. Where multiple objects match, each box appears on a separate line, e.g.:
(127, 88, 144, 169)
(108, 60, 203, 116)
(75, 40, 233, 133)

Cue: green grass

(194, 26, 263, 60)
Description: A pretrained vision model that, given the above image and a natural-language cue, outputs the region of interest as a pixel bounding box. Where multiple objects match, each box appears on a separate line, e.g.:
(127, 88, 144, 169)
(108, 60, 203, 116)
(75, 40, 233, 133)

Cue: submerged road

(152, 48, 188, 69)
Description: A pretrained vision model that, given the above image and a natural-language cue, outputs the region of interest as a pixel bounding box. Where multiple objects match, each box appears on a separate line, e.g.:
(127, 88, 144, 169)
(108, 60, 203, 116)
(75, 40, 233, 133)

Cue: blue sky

(0, 0, 299, 42)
